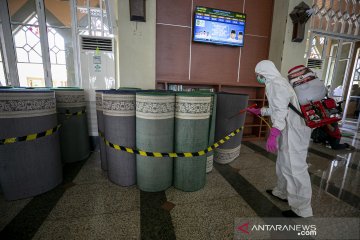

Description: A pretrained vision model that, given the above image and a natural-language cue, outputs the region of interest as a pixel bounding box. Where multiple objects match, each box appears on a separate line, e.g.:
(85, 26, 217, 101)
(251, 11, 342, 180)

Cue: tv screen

(193, 6, 246, 47)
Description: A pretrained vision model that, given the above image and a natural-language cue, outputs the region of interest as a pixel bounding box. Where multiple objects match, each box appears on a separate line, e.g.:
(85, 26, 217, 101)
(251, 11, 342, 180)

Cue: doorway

(307, 33, 360, 133)
(307, 33, 355, 102)
(342, 45, 360, 133)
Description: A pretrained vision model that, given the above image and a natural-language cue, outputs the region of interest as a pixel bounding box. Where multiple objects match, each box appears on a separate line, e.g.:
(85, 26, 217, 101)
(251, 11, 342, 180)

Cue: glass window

(323, 38, 340, 87)
(0, 0, 112, 87)
(12, 15, 46, 87)
(0, 13, 5, 86)
(310, 36, 326, 59)
(77, 0, 111, 36)
(44, 0, 72, 27)
(77, 7, 89, 29)
(353, 53, 360, 82)
(339, 42, 352, 60)
(8, 0, 38, 24)
(47, 27, 75, 87)
(44, 0, 76, 87)
(0, 41, 6, 86)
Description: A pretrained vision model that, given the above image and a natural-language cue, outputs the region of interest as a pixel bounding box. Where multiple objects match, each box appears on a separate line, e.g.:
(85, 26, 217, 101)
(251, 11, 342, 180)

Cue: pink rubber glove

(266, 127, 281, 153)
(247, 107, 261, 116)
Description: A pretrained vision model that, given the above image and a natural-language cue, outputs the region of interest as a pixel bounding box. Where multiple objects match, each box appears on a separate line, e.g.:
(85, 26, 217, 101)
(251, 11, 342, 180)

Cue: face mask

(256, 75, 266, 84)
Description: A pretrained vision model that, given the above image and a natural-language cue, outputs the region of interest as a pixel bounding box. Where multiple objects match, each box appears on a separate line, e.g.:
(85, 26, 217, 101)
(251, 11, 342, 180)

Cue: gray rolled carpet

(103, 90, 136, 186)
(136, 92, 175, 192)
(53, 88, 90, 163)
(214, 93, 248, 164)
(96, 90, 107, 171)
(174, 92, 212, 192)
(0, 89, 62, 200)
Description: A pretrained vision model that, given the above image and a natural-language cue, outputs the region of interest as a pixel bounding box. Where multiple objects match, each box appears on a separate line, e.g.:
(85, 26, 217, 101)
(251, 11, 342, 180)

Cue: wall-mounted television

(193, 6, 246, 47)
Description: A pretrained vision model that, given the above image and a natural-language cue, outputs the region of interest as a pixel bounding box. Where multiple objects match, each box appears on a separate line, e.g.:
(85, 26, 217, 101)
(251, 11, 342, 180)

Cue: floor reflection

(308, 129, 360, 209)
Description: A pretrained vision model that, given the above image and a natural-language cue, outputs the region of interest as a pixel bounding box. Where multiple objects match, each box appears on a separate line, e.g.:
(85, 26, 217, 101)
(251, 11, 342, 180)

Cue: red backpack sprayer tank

(287, 65, 342, 128)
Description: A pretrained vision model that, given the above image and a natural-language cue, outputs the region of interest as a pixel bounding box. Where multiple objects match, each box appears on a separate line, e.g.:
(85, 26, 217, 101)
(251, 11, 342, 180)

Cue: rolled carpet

(174, 92, 212, 192)
(214, 93, 248, 164)
(136, 92, 175, 192)
(0, 89, 62, 200)
(206, 93, 217, 173)
(103, 90, 136, 186)
(96, 90, 107, 171)
(53, 88, 90, 163)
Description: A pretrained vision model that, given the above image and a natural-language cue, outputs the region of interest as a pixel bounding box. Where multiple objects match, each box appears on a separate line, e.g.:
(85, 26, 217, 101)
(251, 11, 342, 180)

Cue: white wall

(116, 0, 156, 89)
(280, 0, 312, 76)
(268, 0, 289, 70)
(269, 0, 312, 76)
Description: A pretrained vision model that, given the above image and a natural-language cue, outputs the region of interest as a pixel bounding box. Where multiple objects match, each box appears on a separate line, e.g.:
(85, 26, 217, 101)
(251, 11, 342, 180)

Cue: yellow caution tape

(0, 110, 86, 145)
(0, 125, 61, 145)
(99, 126, 244, 158)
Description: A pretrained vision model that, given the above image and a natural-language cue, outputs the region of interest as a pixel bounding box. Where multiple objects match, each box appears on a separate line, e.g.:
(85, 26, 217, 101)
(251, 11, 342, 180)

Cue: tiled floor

(1, 136, 360, 239)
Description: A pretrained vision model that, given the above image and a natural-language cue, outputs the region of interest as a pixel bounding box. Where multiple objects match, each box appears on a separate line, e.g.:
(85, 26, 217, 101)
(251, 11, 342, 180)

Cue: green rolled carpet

(191, 90, 217, 173)
(174, 92, 212, 191)
(96, 90, 107, 170)
(53, 88, 90, 163)
(207, 93, 217, 173)
(136, 92, 175, 192)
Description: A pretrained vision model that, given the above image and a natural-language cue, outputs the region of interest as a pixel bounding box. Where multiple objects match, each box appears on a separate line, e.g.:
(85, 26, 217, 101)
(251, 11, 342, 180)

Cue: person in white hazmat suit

(247, 60, 313, 218)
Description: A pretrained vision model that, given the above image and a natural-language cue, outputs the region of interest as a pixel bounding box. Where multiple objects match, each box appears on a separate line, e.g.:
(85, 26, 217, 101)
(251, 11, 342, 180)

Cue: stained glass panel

(47, 27, 75, 87)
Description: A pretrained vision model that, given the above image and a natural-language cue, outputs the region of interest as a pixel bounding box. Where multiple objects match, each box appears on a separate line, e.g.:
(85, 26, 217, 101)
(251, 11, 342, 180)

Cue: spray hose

(229, 104, 272, 130)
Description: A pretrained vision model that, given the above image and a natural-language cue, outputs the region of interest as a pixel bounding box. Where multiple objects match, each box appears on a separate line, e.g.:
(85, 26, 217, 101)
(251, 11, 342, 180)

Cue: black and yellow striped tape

(0, 125, 61, 145)
(0, 110, 84, 146)
(99, 126, 244, 158)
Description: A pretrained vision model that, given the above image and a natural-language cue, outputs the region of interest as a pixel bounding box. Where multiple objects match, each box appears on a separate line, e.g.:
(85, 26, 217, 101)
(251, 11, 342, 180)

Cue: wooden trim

(248, 99, 267, 101)
(156, 79, 265, 88)
(242, 136, 266, 141)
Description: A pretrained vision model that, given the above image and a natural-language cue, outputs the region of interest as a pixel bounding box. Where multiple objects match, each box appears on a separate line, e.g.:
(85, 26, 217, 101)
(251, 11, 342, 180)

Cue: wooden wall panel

(239, 35, 270, 86)
(190, 44, 240, 83)
(156, 0, 274, 85)
(156, 25, 191, 81)
(245, 0, 274, 36)
(193, 0, 244, 13)
(156, 0, 192, 26)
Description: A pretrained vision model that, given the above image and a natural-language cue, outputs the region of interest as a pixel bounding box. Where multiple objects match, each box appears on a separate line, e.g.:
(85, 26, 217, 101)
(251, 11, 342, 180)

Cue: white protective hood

(255, 60, 286, 84)
(254, 60, 303, 131)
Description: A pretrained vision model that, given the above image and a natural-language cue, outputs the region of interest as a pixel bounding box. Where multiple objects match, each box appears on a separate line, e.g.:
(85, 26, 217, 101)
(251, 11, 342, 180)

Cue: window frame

(0, 0, 112, 87)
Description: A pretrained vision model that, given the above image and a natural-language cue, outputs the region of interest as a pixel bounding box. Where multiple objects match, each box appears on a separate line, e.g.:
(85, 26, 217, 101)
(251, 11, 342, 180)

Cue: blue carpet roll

(53, 88, 90, 163)
(103, 90, 136, 186)
(0, 89, 62, 200)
